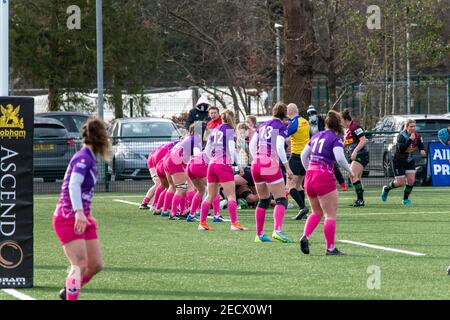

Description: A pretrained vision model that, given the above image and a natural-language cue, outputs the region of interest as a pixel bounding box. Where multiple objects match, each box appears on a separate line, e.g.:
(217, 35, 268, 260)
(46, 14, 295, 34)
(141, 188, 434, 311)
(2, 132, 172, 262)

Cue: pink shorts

(147, 155, 156, 169)
(153, 147, 169, 165)
(304, 170, 336, 198)
(53, 214, 98, 245)
(156, 160, 166, 180)
(251, 156, 284, 184)
(186, 162, 207, 180)
(207, 163, 234, 183)
(164, 154, 185, 175)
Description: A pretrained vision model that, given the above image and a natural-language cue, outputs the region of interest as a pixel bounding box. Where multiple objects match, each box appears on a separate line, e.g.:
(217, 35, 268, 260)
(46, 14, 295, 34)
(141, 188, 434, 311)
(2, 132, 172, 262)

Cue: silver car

(109, 117, 181, 180)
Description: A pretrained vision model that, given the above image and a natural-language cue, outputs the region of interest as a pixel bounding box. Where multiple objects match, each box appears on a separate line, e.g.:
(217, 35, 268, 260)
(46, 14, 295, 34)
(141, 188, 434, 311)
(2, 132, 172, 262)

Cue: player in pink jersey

(185, 151, 223, 222)
(165, 125, 202, 220)
(139, 148, 160, 210)
(145, 141, 179, 215)
(198, 110, 249, 231)
(53, 118, 110, 300)
(299, 111, 354, 256)
(249, 102, 294, 243)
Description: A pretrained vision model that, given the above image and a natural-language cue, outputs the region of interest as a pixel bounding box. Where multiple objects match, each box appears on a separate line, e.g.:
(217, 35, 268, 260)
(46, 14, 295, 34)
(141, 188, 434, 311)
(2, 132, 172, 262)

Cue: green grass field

(4, 187, 450, 300)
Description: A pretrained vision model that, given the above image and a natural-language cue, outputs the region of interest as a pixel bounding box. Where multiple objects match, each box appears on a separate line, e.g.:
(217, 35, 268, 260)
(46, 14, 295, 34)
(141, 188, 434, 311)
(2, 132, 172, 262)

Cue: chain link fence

(34, 130, 443, 194)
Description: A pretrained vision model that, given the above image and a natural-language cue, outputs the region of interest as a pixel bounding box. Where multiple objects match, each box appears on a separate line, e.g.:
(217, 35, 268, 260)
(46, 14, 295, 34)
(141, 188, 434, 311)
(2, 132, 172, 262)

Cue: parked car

(366, 114, 450, 183)
(35, 112, 90, 138)
(34, 117, 77, 182)
(109, 117, 182, 180)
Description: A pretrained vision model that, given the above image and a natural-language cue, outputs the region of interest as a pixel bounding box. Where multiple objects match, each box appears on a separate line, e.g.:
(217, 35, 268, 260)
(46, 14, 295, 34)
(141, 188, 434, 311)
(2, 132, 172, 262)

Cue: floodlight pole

(275, 23, 283, 102)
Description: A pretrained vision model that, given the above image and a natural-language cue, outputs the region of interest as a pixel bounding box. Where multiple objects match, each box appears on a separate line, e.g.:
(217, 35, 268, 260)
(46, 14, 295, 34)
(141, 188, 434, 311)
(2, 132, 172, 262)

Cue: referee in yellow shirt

(286, 103, 310, 220)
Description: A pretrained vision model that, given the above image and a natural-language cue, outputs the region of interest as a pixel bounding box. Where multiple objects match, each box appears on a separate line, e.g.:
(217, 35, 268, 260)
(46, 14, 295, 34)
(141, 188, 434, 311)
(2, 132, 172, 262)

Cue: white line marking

(113, 199, 141, 206)
(1, 289, 36, 300)
(339, 240, 426, 256)
(340, 211, 449, 217)
(113, 199, 231, 221)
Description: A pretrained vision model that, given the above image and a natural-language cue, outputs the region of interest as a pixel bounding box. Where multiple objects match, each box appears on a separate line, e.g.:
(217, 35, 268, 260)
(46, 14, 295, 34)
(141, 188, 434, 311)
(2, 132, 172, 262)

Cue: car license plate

(34, 144, 55, 151)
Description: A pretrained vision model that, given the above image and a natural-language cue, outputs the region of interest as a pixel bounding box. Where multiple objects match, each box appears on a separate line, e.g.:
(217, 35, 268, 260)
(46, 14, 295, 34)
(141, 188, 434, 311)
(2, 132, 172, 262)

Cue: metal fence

(33, 130, 442, 194)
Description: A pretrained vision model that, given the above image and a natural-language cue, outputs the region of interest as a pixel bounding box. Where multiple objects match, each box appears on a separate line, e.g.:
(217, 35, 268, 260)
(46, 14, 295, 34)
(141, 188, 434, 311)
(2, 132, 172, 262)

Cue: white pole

(275, 27, 281, 102)
(96, 0, 104, 120)
(0, 0, 9, 96)
(406, 27, 411, 114)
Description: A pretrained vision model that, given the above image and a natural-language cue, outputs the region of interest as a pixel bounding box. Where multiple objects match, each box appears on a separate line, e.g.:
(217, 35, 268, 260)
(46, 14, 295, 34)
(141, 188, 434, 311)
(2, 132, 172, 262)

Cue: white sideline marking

(114, 199, 141, 206)
(339, 240, 426, 256)
(1, 289, 36, 300)
(340, 211, 448, 217)
(113, 199, 231, 222)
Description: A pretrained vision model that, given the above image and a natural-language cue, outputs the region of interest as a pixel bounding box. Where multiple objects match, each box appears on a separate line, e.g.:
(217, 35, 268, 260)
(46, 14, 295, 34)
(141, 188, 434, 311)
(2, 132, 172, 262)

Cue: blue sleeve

(288, 117, 298, 137)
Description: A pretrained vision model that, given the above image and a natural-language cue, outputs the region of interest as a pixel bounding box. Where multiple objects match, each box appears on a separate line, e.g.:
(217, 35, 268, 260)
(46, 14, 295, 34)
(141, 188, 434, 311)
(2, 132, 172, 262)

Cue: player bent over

(249, 102, 294, 243)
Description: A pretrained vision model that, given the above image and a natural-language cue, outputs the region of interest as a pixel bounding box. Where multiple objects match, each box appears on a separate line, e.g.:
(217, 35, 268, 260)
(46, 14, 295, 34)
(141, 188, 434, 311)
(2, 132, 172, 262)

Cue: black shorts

(353, 152, 369, 168)
(289, 153, 306, 176)
(237, 185, 253, 200)
(393, 159, 416, 177)
(242, 167, 255, 187)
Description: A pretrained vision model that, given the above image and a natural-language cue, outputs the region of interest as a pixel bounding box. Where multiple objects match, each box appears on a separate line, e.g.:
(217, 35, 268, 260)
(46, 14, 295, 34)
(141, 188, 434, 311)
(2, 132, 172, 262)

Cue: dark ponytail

(341, 108, 352, 122)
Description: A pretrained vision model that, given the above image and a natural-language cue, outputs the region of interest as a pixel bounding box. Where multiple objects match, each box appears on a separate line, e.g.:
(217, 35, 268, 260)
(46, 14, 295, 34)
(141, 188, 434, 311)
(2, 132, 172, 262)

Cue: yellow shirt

(289, 116, 310, 155)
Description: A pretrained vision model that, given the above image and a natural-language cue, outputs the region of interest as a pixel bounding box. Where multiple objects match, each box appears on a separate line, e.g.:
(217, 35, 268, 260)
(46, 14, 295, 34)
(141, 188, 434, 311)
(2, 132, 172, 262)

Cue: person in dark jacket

(380, 119, 426, 205)
(185, 94, 212, 132)
(307, 105, 325, 136)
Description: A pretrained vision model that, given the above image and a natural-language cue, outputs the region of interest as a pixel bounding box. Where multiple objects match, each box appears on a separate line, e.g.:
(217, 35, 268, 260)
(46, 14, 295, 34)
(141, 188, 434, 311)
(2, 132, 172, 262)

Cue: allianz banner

(428, 141, 450, 187)
(0, 97, 33, 288)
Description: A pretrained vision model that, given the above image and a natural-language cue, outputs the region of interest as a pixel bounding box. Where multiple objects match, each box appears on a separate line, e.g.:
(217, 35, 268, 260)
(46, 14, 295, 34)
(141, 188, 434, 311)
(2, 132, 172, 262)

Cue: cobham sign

(0, 97, 33, 288)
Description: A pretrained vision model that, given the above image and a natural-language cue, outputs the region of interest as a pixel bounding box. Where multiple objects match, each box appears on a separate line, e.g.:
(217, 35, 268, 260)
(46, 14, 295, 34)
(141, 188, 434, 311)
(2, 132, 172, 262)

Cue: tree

(148, 0, 277, 117)
(11, 0, 96, 111)
(281, 0, 317, 114)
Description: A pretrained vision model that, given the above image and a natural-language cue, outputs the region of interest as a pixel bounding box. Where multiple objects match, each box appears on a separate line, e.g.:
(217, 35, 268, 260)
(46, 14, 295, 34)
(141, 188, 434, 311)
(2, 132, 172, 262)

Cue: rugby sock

(66, 274, 81, 301)
(273, 204, 286, 232)
(81, 275, 92, 287)
(353, 180, 364, 201)
(324, 218, 336, 251)
(190, 192, 202, 216)
(142, 196, 151, 206)
(255, 207, 266, 236)
(162, 191, 174, 213)
(186, 191, 196, 207)
(180, 194, 187, 214)
(404, 185, 413, 200)
(151, 185, 164, 207)
(212, 195, 221, 217)
(156, 189, 167, 210)
(303, 213, 322, 238)
(227, 200, 238, 224)
(299, 190, 306, 207)
(200, 201, 211, 223)
(289, 188, 305, 209)
(385, 181, 397, 192)
(171, 194, 183, 217)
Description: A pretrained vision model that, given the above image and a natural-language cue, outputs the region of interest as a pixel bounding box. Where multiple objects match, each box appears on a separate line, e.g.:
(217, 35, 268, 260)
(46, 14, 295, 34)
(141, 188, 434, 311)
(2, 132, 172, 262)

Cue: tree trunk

(48, 84, 60, 111)
(328, 63, 337, 107)
(112, 73, 124, 119)
(282, 0, 316, 115)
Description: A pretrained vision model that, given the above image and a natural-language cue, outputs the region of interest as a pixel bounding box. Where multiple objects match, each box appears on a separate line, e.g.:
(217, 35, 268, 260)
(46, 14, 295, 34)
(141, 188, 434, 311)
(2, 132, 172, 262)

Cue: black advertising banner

(0, 97, 33, 288)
